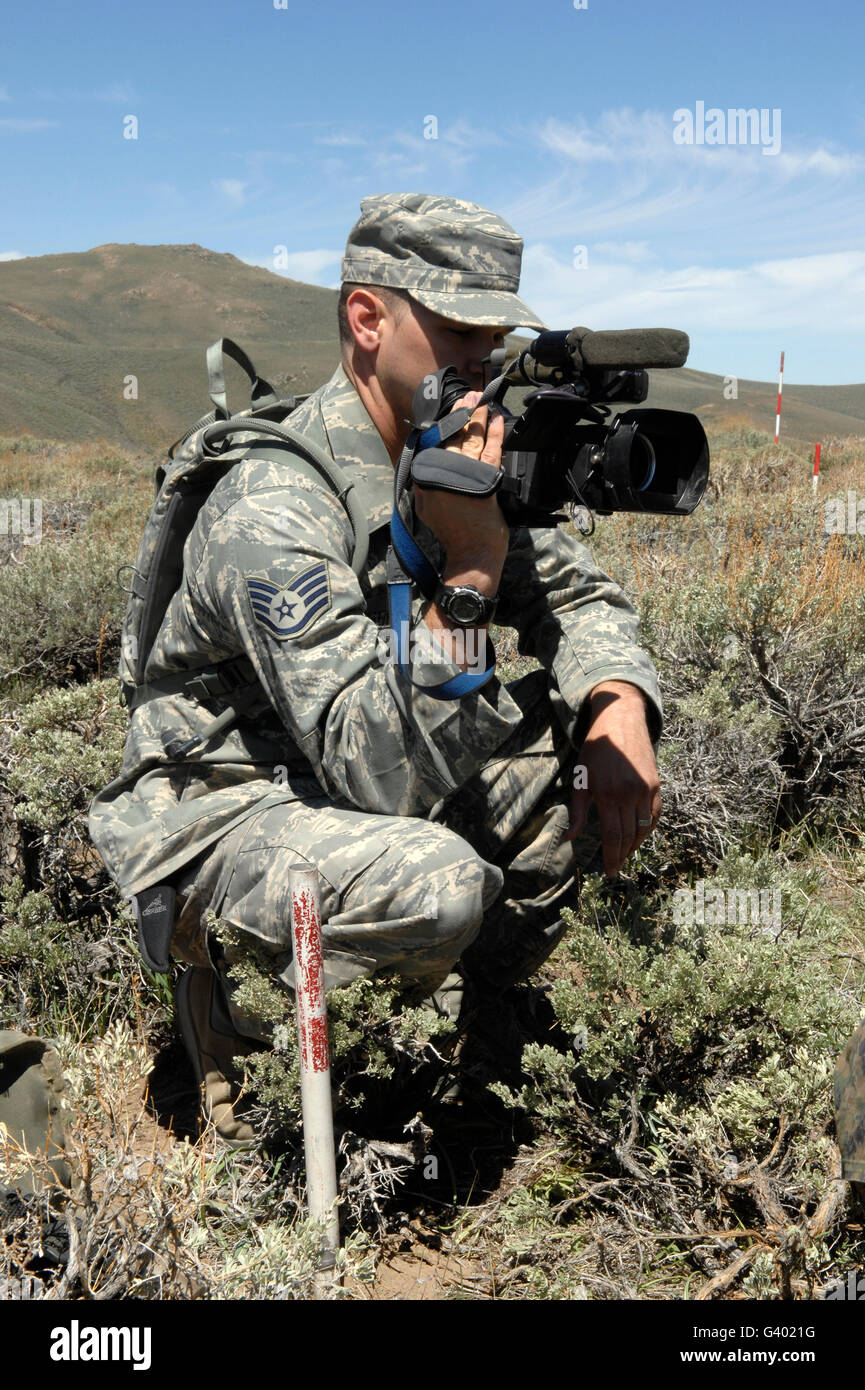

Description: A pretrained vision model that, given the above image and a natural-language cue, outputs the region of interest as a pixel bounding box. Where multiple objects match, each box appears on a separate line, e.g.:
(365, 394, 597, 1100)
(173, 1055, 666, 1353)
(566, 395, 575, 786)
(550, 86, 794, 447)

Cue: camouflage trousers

(171, 670, 603, 1021)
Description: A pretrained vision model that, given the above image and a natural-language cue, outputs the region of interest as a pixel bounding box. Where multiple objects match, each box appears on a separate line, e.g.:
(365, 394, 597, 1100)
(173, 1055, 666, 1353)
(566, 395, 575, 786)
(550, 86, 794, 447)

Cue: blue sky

(1, 0, 863, 384)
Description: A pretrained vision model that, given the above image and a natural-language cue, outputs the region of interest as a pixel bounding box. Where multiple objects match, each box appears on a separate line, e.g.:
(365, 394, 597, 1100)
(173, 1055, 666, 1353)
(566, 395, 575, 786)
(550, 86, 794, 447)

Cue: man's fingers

(620, 807, 642, 866)
(630, 807, 651, 855)
(444, 394, 503, 467)
(632, 790, 662, 854)
(596, 800, 624, 878)
(566, 785, 590, 841)
(462, 404, 489, 457)
(480, 410, 505, 467)
(449, 404, 488, 458)
(445, 391, 481, 446)
(570, 788, 661, 872)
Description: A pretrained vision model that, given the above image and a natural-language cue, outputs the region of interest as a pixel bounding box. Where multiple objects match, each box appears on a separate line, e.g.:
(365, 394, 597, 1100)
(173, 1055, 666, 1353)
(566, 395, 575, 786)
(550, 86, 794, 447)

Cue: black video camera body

(407, 326, 710, 526)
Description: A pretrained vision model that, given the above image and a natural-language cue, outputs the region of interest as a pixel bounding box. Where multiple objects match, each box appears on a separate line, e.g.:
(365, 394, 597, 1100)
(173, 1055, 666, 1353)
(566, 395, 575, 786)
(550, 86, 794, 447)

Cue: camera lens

(631, 433, 656, 491)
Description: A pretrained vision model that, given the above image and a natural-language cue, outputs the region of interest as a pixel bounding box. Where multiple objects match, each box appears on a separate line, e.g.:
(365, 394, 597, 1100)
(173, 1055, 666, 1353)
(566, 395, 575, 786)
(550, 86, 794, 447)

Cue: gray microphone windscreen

(577, 328, 690, 369)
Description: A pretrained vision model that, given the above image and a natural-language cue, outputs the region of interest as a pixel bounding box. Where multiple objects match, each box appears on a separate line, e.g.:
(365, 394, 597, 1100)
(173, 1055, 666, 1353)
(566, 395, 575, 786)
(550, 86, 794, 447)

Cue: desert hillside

(2, 244, 863, 449)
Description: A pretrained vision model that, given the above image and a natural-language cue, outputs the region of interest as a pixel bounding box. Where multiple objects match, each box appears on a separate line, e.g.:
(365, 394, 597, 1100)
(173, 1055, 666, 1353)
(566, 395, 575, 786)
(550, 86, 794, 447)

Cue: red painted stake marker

(775, 351, 785, 443)
(289, 864, 340, 1293)
(813, 442, 821, 494)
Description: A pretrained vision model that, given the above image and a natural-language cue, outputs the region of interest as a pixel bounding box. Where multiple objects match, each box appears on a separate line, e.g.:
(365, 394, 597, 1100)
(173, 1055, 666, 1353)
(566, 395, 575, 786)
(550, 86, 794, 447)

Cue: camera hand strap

(405, 372, 509, 495)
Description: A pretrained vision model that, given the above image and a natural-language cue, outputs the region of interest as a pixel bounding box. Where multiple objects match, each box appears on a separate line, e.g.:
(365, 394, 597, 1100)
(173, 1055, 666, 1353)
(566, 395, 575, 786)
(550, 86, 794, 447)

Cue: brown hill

(1, 243, 863, 449)
(643, 367, 865, 445)
(0, 243, 338, 449)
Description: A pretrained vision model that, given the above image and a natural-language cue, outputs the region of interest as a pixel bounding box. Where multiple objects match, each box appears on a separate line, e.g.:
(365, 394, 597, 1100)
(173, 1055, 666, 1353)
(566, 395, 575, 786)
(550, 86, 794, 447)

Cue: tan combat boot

(175, 966, 260, 1150)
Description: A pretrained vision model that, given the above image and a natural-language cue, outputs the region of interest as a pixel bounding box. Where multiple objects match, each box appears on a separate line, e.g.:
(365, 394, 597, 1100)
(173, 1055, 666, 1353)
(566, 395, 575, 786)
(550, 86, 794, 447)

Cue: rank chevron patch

(245, 561, 332, 641)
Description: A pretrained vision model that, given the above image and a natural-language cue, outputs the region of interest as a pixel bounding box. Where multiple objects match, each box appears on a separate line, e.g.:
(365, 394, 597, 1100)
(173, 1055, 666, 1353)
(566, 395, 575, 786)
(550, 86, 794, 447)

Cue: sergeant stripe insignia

(245, 562, 331, 641)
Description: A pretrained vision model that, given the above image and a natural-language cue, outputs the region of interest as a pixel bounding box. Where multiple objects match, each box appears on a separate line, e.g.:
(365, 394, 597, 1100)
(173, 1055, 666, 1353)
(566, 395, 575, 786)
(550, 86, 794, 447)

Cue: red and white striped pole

(289, 864, 340, 1293)
(813, 442, 821, 494)
(774, 351, 785, 443)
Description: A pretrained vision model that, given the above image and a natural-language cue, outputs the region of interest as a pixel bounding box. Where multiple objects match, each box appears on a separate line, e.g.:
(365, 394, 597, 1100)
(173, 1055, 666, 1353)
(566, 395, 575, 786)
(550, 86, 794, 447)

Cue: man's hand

(413, 391, 509, 592)
(415, 392, 509, 669)
(566, 680, 661, 877)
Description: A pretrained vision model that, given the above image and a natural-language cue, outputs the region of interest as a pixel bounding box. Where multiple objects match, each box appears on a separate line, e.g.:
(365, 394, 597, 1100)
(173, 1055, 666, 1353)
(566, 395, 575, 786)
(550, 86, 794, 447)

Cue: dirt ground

(133, 1044, 503, 1300)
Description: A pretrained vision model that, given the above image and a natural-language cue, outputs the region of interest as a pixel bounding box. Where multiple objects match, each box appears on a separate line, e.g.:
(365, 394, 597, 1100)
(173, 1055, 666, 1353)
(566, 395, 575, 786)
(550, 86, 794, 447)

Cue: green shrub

(0, 537, 131, 700)
(0, 680, 159, 1038)
(212, 913, 455, 1139)
(497, 853, 862, 1197)
(5, 680, 126, 832)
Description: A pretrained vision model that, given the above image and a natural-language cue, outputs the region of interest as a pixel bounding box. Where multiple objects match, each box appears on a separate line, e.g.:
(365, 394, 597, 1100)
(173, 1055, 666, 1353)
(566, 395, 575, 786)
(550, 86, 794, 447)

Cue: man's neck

(341, 354, 406, 465)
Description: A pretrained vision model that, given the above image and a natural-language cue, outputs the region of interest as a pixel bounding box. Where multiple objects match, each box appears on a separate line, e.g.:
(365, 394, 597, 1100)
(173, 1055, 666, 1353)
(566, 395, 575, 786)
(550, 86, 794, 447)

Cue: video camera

(407, 326, 710, 527)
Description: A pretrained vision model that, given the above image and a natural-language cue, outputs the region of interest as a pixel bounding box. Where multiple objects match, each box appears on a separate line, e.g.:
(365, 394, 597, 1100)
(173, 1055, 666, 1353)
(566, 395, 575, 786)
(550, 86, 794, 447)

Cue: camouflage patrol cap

(341, 193, 545, 331)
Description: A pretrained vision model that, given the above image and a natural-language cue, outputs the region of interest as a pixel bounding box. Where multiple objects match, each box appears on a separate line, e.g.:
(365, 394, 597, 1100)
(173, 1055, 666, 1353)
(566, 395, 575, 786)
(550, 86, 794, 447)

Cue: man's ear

(345, 288, 386, 351)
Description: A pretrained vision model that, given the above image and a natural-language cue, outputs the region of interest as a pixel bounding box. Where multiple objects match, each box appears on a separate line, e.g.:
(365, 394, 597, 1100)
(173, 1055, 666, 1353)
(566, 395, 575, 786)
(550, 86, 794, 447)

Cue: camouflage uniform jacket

(88, 364, 663, 900)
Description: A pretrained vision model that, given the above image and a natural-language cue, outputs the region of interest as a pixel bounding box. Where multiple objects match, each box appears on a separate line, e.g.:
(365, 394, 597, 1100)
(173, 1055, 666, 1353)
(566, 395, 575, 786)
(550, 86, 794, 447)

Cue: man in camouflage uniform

(89, 194, 663, 1143)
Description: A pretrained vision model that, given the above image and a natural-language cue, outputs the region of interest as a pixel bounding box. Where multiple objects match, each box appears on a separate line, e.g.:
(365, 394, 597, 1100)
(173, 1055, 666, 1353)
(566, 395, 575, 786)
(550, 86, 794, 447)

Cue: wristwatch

(434, 582, 499, 627)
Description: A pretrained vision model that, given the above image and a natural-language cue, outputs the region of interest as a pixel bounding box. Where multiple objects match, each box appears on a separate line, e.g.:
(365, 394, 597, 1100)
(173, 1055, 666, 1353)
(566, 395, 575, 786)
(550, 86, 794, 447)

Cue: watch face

(447, 589, 483, 624)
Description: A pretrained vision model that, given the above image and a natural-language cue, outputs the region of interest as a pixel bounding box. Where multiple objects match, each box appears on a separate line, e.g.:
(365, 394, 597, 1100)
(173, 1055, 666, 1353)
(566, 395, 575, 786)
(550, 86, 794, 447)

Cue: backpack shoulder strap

(195, 415, 369, 574)
(205, 337, 279, 419)
(117, 341, 369, 744)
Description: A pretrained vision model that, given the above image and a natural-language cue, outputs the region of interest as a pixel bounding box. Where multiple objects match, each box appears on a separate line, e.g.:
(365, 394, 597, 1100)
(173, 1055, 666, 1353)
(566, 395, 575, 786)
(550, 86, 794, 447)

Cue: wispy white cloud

(538, 109, 672, 164)
(520, 244, 865, 339)
(242, 249, 341, 282)
(0, 118, 60, 132)
(502, 107, 865, 264)
(536, 109, 862, 175)
(538, 121, 614, 163)
(0, 251, 25, 260)
(368, 119, 505, 174)
(0, 84, 11, 102)
(33, 83, 134, 103)
(773, 147, 863, 177)
(593, 240, 654, 263)
(318, 157, 352, 179)
(439, 118, 504, 150)
(147, 181, 183, 199)
(214, 179, 248, 206)
(370, 146, 427, 176)
(94, 83, 133, 103)
(228, 119, 510, 208)
(317, 132, 367, 148)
